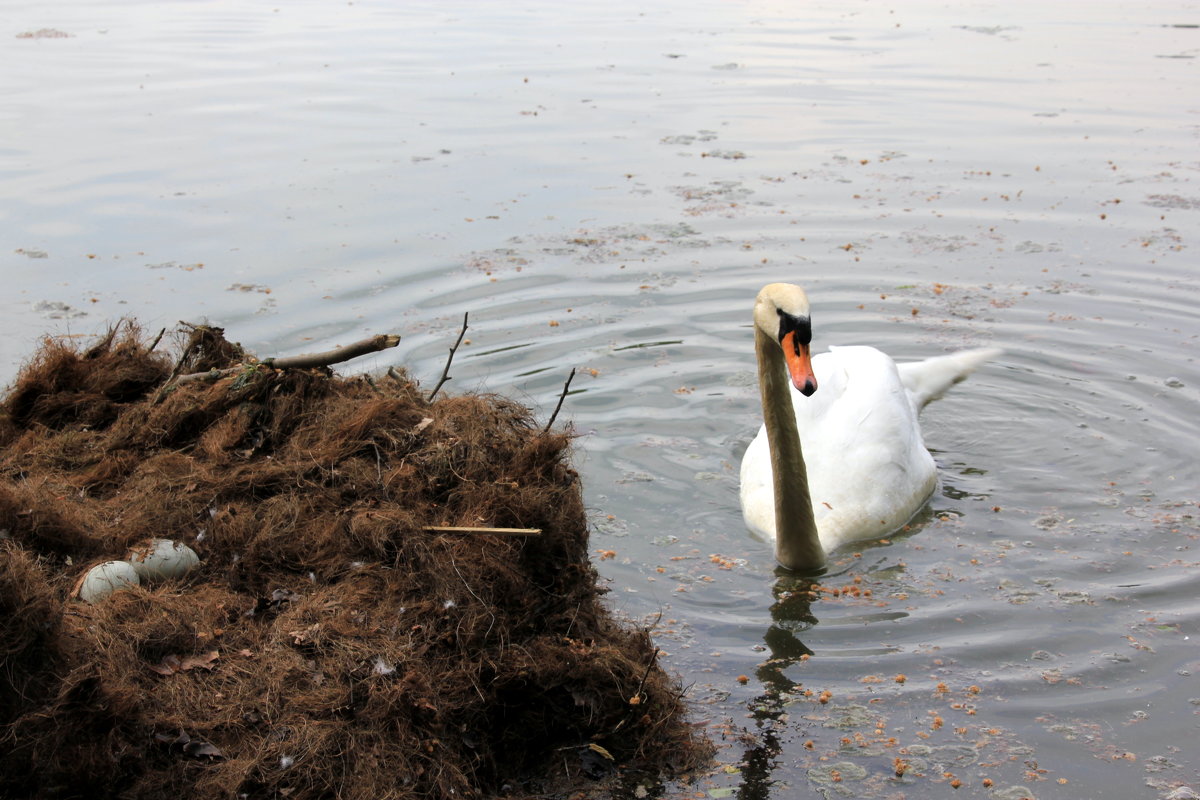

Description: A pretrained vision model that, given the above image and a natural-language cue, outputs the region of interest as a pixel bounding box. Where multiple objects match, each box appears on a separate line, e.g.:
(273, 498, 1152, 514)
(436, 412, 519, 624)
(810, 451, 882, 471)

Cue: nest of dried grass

(0, 324, 708, 800)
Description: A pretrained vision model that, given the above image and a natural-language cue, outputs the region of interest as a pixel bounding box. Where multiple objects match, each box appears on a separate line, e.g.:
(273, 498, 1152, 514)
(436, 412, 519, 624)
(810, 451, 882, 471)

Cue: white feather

(740, 344, 999, 550)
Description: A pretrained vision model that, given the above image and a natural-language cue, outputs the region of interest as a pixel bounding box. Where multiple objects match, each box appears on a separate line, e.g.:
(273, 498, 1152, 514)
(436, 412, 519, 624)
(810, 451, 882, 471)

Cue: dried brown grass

(0, 324, 709, 800)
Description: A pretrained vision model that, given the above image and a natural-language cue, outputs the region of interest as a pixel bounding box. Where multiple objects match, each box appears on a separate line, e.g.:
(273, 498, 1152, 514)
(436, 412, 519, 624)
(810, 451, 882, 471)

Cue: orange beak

(781, 331, 817, 396)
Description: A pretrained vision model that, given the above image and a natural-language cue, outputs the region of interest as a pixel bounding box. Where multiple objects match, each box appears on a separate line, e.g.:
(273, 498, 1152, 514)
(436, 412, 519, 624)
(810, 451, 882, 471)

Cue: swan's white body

(738, 283, 999, 570)
(740, 345, 996, 549)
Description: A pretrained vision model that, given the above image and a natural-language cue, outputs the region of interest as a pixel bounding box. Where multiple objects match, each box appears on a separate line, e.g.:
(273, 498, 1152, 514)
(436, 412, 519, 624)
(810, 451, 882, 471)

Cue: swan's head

(754, 283, 818, 397)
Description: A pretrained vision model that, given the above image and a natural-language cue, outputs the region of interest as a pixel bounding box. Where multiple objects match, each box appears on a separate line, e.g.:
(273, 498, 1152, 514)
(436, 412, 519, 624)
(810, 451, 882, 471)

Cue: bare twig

(427, 312, 468, 402)
(172, 334, 401, 387)
(163, 321, 199, 385)
(610, 612, 663, 735)
(262, 334, 401, 371)
(83, 324, 120, 359)
(542, 367, 577, 433)
(147, 327, 166, 352)
(630, 612, 664, 700)
(371, 442, 384, 484)
(422, 526, 541, 536)
(172, 368, 227, 387)
(152, 323, 202, 404)
(449, 552, 496, 642)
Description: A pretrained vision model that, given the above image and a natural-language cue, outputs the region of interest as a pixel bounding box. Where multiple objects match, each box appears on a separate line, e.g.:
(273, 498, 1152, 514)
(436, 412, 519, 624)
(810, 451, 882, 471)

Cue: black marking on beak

(776, 310, 812, 348)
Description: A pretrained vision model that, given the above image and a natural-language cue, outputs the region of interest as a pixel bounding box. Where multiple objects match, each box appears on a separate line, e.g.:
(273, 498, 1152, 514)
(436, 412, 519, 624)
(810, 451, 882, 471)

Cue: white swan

(739, 283, 1000, 572)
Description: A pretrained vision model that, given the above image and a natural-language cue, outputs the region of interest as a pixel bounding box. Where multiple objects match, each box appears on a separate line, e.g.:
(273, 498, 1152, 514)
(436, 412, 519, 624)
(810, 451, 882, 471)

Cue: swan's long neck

(755, 325, 826, 573)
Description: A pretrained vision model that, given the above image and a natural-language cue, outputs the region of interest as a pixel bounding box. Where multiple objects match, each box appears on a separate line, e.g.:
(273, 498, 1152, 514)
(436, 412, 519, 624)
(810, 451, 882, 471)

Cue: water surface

(3, 2, 1198, 798)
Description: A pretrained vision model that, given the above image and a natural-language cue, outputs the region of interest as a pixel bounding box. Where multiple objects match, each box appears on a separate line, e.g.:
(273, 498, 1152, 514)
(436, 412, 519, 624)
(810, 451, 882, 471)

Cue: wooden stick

(163, 321, 203, 386)
(261, 334, 401, 371)
(427, 312, 468, 402)
(173, 368, 229, 387)
(423, 526, 541, 537)
(542, 367, 577, 432)
(147, 327, 166, 352)
(172, 334, 401, 386)
(84, 324, 120, 359)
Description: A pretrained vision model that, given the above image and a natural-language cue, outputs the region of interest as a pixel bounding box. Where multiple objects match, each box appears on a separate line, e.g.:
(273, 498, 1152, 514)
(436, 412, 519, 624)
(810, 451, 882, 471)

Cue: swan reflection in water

(730, 567, 910, 800)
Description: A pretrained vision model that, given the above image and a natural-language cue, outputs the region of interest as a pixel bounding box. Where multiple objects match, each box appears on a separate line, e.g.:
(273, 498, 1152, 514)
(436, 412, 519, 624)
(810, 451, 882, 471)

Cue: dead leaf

(154, 728, 225, 760)
(181, 650, 219, 671)
(289, 623, 320, 645)
(148, 650, 219, 676)
(272, 588, 301, 606)
(148, 655, 182, 676)
(183, 739, 225, 759)
(588, 742, 614, 761)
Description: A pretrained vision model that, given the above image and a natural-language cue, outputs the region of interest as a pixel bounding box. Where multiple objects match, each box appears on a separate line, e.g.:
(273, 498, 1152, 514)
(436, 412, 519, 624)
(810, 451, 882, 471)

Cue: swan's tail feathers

(898, 347, 1002, 410)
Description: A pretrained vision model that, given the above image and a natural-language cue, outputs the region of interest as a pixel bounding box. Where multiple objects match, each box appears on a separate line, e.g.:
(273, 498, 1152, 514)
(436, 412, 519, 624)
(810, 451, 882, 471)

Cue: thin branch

(370, 442, 384, 484)
(147, 327, 166, 352)
(542, 367, 577, 433)
(163, 321, 199, 385)
(262, 334, 401, 370)
(152, 323, 201, 404)
(610, 612, 663, 735)
(172, 334, 401, 386)
(630, 612, 664, 700)
(427, 312, 468, 402)
(449, 552, 496, 642)
(172, 368, 227, 387)
(83, 325, 120, 359)
(422, 526, 541, 537)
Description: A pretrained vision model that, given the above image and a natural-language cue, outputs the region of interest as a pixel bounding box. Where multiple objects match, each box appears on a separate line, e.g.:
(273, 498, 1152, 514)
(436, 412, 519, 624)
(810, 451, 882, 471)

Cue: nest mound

(0, 324, 708, 800)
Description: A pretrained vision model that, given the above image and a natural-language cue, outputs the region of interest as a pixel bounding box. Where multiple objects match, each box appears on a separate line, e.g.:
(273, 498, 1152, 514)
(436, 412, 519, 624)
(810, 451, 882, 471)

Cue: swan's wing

(896, 347, 1002, 411)
(802, 347, 938, 547)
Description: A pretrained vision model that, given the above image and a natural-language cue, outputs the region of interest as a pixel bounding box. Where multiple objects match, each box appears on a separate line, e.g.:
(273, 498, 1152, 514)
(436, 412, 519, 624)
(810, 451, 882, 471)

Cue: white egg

(79, 560, 141, 604)
(127, 538, 200, 581)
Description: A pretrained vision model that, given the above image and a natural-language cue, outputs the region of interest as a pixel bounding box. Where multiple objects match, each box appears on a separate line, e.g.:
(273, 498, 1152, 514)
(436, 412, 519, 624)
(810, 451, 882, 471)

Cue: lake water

(3, 2, 1198, 798)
